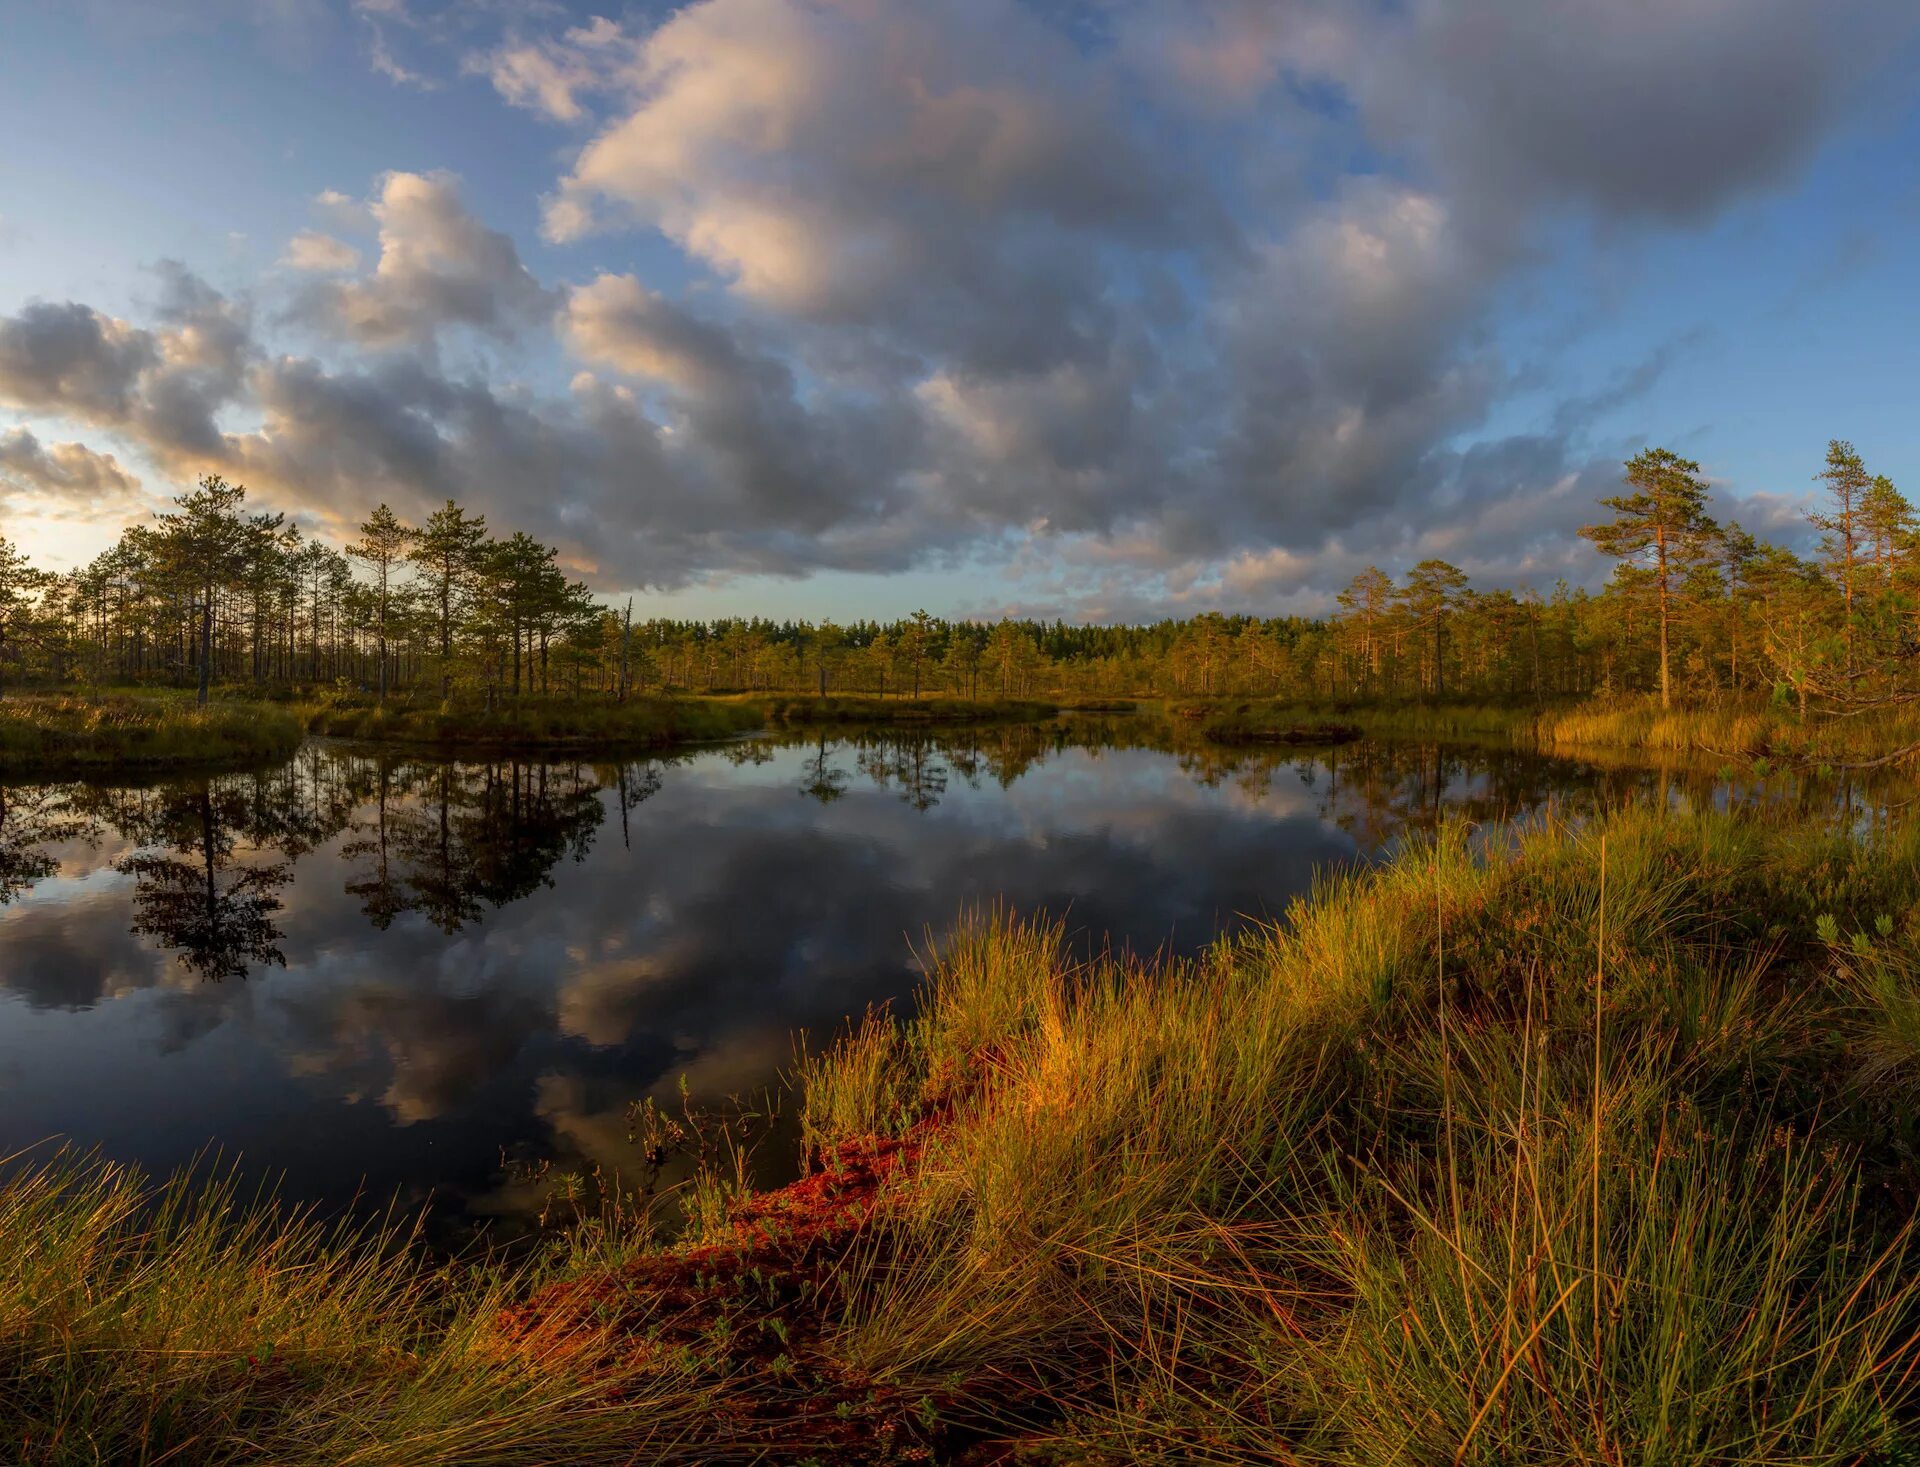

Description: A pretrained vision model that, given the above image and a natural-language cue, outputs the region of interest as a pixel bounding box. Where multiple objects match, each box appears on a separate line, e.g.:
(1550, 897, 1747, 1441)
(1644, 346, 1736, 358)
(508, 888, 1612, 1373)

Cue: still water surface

(0, 717, 1847, 1233)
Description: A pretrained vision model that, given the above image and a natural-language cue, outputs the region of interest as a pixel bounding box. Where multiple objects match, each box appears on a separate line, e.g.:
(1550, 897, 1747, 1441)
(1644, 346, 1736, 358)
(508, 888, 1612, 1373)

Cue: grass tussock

(303, 694, 764, 750)
(1539, 697, 1920, 768)
(0, 1151, 713, 1467)
(13, 808, 1920, 1461)
(0, 694, 304, 773)
(781, 806, 1920, 1461)
(755, 694, 1059, 726)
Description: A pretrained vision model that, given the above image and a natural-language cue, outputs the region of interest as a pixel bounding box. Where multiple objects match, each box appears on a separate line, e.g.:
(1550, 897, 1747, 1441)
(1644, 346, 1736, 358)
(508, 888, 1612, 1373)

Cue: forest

(0, 441, 1910, 714)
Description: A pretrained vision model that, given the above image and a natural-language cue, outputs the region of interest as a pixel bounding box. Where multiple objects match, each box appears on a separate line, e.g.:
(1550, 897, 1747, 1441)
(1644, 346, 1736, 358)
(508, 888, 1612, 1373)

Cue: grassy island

(301, 693, 766, 751)
(10, 804, 1920, 1463)
(0, 695, 305, 773)
(754, 693, 1060, 726)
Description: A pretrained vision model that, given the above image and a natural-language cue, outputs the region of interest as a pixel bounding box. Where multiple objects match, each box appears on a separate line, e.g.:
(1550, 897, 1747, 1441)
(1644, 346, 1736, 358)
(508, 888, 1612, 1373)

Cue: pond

(0, 717, 1878, 1238)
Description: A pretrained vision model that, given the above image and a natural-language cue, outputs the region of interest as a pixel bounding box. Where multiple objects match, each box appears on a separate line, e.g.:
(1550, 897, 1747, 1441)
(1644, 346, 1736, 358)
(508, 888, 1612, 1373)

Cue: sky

(2, 0, 1919, 624)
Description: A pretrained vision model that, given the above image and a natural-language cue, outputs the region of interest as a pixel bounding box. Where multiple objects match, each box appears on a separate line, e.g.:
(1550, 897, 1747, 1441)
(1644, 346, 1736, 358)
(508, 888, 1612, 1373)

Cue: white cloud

(293, 171, 555, 348)
(469, 15, 632, 124)
(281, 230, 362, 273)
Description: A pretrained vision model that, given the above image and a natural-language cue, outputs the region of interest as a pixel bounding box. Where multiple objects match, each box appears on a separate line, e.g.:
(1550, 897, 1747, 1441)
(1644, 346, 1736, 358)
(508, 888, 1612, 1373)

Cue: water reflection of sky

(0, 724, 1859, 1230)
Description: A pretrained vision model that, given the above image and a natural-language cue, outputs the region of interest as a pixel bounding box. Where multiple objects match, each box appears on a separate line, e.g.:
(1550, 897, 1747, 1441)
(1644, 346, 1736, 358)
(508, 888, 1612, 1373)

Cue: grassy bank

(0, 695, 305, 773)
(753, 694, 1059, 725)
(761, 805, 1920, 1461)
(11, 805, 1920, 1461)
(1184, 694, 1920, 769)
(0, 1152, 710, 1467)
(303, 694, 764, 750)
(1177, 701, 1362, 745)
(1537, 698, 1920, 767)
(1179, 698, 1532, 748)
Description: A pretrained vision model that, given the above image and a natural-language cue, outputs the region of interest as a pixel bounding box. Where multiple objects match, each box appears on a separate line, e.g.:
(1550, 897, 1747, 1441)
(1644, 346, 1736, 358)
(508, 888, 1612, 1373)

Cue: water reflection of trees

(117, 784, 293, 981)
(0, 783, 87, 904)
(1, 721, 1912, 985)
(334, 756, 613, 929)
(0, 750, 632, 980)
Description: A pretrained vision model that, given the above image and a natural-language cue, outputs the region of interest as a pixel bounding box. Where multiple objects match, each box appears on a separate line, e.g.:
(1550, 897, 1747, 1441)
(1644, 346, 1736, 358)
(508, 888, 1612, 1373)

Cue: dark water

(0, 718, 1868, 1234)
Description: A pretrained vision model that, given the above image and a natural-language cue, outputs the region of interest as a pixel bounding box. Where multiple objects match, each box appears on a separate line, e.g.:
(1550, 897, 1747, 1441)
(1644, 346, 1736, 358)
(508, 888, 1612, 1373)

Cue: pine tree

(1399, 560, 1469, 699)
(410, 500, 488, 696)
(1810, 439, 1871, 674)
(155, 475, 254, 706)
(1580, 449, 1717, 711)
(349, 504, 414, 705)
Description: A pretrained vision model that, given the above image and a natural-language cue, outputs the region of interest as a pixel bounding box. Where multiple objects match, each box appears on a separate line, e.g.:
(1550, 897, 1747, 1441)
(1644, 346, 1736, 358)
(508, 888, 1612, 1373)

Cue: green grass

(0, 1149, 724, 1466)
(12, 804, 1920, 1461)
(0, 695, 304, 773)
(1175, 698, 1540, 747)
(752, 694, 1059, 725)
(1177, 694, 1920, 769)
(303, 694, 764, 750)
(1539, 697, 1920, 768)
(783, 806, 1920, 1461)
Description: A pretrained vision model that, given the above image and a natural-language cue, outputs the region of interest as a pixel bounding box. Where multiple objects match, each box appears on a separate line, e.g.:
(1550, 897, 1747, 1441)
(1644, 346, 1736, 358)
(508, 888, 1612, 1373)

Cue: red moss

(490, 1125, 1003, 1460)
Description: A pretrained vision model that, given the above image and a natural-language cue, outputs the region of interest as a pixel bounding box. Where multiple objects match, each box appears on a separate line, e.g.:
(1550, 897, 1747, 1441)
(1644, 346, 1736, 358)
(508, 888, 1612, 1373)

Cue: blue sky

(3, 0, 1918, 622)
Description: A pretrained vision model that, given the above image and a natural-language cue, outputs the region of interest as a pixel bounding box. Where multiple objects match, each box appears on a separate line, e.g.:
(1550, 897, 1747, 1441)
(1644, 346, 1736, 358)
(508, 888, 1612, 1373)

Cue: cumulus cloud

(0, 427, 142, 509)
(291, 171, 555, 349)
(1353, 0, 1918, 225)
(5, 0, 1915, 608)
(0, 301, 158, 419)
(281, 230, 362, 273)
(541, 0, 1200, 343)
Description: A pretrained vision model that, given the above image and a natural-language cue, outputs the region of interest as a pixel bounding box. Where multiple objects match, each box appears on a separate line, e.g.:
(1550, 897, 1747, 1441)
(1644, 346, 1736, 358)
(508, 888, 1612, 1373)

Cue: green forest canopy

(0, 441, 1910, 708)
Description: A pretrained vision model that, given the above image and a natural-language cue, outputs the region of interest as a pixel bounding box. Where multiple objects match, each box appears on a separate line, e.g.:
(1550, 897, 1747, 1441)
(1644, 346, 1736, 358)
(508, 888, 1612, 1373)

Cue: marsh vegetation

(9, 798, 1920, 1462)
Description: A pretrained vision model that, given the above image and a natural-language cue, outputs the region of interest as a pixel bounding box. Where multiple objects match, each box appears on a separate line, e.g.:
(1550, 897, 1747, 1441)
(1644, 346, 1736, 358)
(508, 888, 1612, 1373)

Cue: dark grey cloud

(0, 302, 158, 420)
(1356, 0, 1918, 226)
(0, 427, 141, 508)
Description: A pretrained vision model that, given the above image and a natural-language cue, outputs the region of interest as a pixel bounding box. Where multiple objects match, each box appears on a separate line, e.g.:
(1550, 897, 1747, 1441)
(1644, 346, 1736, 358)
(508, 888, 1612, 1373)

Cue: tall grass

(303, 693, 763, 749)
(1185, 693, 1920, 769)
(0, 1150, 710, 1466)
(790, 807, 1920, 1460)
(0, 695, 304, 773)
(10, 807, 1920, 1461)
(1541, 696, 1920, 767)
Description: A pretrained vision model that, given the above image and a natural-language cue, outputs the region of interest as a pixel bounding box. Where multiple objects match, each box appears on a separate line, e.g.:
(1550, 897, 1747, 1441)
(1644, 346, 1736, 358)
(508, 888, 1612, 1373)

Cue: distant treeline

(0, 441, 1910, 708)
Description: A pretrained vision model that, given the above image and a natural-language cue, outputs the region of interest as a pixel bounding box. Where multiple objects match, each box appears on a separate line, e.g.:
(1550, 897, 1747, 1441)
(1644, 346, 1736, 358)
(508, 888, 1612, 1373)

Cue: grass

(12, 803, 1920, 1461)
(752, 694, 1059, 726)
(1176, 698, 1540, 748)
(780, 805, 1920, 1461)
(302, 693, 765, 750)
(0, 1150, 720, 1467)
(1180, 694, 1920, 770)
(1538, 697, 1920, 768)
(0, 694, 304, 773)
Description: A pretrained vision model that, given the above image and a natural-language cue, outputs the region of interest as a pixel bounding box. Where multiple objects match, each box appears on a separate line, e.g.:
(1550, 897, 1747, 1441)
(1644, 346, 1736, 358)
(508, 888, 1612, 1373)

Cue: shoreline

(8, 802, 1920, 1461)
